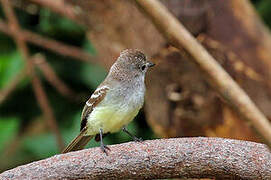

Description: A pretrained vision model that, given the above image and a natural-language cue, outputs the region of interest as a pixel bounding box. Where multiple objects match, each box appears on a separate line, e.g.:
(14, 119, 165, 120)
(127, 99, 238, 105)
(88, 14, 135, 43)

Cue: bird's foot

(133, 136, 143, 142)
(100, 143, 110, 154)
(122, 127, 143, 142)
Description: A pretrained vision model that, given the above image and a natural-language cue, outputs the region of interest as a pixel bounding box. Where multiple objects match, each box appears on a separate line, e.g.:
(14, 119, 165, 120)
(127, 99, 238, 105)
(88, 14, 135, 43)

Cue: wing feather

(80, 86, 109, 130)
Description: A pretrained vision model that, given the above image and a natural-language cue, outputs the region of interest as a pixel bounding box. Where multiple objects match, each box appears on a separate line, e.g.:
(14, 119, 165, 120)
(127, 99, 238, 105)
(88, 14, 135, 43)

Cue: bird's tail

(62, 127, 94, 153)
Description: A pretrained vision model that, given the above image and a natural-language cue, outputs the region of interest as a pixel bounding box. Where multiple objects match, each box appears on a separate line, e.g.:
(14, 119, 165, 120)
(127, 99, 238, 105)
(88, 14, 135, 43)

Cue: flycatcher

(62, 49, 155, 153)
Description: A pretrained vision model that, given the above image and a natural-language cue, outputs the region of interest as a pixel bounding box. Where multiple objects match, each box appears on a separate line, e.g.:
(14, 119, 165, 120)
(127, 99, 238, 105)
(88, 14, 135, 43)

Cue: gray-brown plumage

(62, 49, 154, 154)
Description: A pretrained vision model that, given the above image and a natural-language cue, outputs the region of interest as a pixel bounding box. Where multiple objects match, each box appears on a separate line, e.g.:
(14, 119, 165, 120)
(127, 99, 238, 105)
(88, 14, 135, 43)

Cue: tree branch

(135, 0, 271, 149)
(27, 0, 81, 24)
(0, 68, 26, 104)
(31, 55, 65, 150)
(0, 138, 270, 179)
(33, 54, 79, 101)
(0, 19, 94, 62)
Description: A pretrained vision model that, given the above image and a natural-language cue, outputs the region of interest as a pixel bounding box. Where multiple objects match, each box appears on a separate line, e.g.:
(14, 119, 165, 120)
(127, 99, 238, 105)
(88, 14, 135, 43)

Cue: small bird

(62, 49, 155, 153)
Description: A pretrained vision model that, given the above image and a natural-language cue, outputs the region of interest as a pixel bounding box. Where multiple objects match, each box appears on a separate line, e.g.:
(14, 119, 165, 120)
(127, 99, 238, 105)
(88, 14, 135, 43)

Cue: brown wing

(80, 86, 109, 130)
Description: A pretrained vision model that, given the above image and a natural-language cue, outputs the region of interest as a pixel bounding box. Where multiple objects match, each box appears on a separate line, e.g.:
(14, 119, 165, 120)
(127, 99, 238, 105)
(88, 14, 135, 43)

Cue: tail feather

(62, 127, 94, 153)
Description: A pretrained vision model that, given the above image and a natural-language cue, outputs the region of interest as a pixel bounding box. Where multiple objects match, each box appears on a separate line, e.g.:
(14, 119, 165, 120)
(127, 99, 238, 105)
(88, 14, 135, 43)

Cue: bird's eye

(141, 65, 146, 71)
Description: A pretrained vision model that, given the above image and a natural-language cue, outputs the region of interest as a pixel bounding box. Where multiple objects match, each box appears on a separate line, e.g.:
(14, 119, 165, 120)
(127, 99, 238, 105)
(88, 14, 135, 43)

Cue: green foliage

(23, 133, 58, 158)
(80, 63, 107, 88)
(38, 9, 85, 45)
(83, 39, 97, 55)
(0, 117, 19, 152)
(255, 1, 271, 28)
(0, 51, 24, 88)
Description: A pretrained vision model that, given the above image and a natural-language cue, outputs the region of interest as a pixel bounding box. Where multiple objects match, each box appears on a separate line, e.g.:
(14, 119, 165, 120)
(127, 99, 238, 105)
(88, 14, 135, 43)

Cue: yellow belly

(86, 105, 140, 135)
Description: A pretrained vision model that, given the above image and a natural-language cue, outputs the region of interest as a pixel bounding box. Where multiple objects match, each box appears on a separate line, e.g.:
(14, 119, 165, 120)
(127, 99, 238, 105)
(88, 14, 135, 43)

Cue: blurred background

(1, 0, 271, 172)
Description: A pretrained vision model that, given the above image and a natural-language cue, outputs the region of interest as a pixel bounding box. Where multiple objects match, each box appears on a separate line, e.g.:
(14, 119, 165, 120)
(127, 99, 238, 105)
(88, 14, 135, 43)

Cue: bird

(62, 49, 155, 154)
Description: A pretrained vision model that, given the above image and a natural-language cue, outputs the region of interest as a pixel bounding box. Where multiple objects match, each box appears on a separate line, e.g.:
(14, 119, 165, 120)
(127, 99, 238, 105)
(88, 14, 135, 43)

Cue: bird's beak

(146, 61, 155, 68)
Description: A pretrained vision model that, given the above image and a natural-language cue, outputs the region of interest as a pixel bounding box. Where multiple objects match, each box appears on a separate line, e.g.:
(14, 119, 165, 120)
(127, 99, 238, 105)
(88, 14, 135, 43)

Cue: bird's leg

(95, 132, 109, 142)
(99, 128, 110, 154)
(122, 127, 143, 142)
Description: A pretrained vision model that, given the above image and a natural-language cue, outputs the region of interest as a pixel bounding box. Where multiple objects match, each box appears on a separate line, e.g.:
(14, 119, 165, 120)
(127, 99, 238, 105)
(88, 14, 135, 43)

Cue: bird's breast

(86, 83, 145, 135)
